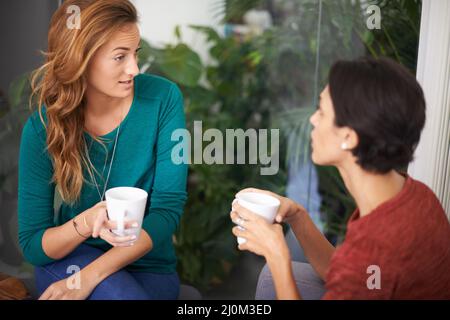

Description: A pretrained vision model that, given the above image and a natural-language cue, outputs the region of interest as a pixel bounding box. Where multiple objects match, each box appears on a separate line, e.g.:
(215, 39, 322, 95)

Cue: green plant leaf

(8, 73, 29, 109)
(156, 43, 203, 87)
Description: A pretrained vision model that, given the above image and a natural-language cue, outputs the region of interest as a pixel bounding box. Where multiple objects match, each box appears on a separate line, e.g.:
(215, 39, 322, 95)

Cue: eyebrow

(112, 46, 142, 52)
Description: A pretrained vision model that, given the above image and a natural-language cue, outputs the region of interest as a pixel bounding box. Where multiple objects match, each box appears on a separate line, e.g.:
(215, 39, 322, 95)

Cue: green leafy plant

(138, 25, 288, 288)
(0, 75, 32, 270)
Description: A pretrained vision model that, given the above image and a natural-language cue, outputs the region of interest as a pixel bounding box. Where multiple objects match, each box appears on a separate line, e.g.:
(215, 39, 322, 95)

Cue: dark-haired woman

(230, 57, 450, 299)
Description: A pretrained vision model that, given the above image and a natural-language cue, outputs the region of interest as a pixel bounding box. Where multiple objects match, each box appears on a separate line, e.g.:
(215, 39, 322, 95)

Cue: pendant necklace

(85, 107, 123, 202)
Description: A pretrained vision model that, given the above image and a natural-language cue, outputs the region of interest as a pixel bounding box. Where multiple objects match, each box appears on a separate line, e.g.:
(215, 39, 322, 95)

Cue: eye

(114, 55, 125, 61)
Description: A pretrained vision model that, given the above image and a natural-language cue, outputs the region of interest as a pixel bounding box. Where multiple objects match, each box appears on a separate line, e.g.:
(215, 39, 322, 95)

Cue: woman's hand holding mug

(84, 201, 138, 247)
(236, 188, 307, 225)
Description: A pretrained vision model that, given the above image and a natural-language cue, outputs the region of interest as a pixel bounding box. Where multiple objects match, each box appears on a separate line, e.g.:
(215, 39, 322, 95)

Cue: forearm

(267, 256, 301, 300)
(81, 230, 153, 285)
(290, 208, 335, 280)
(41, 210, 92, 260)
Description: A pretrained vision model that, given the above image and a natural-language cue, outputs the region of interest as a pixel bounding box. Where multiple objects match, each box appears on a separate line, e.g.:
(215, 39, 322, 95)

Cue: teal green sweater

(18, 74, 188, 273)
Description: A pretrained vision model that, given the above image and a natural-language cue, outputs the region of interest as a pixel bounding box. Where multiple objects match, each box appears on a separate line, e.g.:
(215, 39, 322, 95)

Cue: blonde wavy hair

(30, 0, 138, 204)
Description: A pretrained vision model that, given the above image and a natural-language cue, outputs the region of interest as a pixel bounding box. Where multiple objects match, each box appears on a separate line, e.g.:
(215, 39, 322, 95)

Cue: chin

(311, 151, 329, 166)
(311, 153, 320, 165)
(311, 150, 318, 164)
(111, 91, 132, 99)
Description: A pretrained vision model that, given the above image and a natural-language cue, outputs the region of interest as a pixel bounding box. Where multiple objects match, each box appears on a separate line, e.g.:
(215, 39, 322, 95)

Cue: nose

(125, 56, 139, 78)
(309, 111, 317, 128)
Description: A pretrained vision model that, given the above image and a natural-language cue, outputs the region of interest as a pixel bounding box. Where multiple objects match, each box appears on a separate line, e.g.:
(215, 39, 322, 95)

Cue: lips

(118, 79, 133, 84)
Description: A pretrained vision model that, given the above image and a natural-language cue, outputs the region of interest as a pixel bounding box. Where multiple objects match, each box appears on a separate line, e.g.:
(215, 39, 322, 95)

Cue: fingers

(230, 211, 239, 223)
(95, 201, 107, 208)
(39, 286, 58, 300)
(92, 209, 107, 238)
(230, 211, 243, 223)
(232, 226, 246, 238)
(38, 289, 51, 300)
(275, 206, 290, 223)
(237, 242, 250, 252)
(232, 227, 258, 254)
(99, 228, 136, 247)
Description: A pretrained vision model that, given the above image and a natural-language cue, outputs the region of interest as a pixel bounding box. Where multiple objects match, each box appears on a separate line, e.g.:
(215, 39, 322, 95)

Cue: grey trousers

(255, 262, 326, 300)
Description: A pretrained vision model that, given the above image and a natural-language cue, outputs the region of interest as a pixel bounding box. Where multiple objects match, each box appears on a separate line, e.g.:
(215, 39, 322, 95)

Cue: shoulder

(135, 73, 183, 103)
(22, 107, 48, 144)
(408, 177, 445, 211)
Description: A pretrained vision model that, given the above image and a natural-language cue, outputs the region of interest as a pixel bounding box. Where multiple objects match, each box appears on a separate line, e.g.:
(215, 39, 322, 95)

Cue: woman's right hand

(235, 188, 307, 225)
(84, 201, 138, 247)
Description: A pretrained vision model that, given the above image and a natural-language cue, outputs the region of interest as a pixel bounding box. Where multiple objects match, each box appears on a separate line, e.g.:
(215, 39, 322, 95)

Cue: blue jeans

(35, 243, 180, 300)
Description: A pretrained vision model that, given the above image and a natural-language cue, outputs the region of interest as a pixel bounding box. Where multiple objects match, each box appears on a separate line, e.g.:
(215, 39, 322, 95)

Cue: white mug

(105, 187, 148, 238)
(234, 192, 280, 244)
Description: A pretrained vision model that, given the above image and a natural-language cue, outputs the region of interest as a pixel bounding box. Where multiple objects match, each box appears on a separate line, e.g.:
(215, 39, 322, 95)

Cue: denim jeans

(35, 243, 180, 300)
(255, 262, 326, 300)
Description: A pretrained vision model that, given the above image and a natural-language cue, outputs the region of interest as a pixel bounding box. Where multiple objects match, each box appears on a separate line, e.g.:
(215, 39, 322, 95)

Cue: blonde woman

(18, 0, 187, 300)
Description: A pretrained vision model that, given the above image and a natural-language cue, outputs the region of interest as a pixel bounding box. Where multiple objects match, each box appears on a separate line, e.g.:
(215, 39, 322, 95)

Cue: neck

(83, 87, 133, 137)
(337, 162, 406, 217)
(84, 88, 131, 118)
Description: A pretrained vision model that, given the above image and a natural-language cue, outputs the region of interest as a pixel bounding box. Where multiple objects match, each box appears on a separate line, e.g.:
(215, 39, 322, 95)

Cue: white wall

(408, 0, 450, 217)
(132, 0, 224, 65)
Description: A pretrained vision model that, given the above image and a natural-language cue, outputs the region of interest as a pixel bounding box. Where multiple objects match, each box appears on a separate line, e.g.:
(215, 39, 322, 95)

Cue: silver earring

(341, 142, 348, 150)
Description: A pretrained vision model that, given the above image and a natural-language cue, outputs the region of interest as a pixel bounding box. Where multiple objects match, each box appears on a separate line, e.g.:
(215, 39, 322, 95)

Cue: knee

(255, 264, 276, 300)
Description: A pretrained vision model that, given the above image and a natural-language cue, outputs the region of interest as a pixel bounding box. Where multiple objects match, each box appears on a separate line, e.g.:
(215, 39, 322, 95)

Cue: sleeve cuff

(23, 228, 57, 266)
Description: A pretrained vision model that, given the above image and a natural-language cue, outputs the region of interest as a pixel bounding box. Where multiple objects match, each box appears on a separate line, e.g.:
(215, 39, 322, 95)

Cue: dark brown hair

(328, 57, 426, 173)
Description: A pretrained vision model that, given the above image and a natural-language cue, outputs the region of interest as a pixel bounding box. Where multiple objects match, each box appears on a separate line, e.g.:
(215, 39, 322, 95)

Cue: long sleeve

(17, 115, 57, 266)
(141, 84, 188, 251)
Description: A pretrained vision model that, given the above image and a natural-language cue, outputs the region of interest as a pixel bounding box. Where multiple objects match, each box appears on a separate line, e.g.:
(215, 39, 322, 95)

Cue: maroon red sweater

(322, 176, 450, 299)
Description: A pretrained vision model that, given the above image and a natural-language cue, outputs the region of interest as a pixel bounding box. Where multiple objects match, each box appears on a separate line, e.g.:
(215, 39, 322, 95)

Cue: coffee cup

(234, 192, 280, 244)
(105, 187, 148, 238)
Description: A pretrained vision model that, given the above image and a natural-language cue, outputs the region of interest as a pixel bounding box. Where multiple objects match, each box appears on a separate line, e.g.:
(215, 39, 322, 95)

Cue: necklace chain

(85, 110, 123, 202)
(90, 124, 120, 201)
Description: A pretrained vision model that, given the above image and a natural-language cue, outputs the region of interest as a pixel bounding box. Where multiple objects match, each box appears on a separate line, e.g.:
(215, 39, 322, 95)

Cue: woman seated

(18, 0, 187, 300)
(230, 57, 450, 299)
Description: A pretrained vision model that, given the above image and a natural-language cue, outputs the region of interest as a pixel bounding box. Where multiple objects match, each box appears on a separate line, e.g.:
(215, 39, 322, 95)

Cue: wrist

(290, 203, 307, 224)
(75, 211, 93, 237)
(266, 242, 291, 270)
(80, 267, 101, 290)
(267, 250, 291, 275)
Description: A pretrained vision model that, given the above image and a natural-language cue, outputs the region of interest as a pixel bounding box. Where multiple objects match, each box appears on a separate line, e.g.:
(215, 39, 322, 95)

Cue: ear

(339, 127, 359, 150)
(345, 128, 359, 150)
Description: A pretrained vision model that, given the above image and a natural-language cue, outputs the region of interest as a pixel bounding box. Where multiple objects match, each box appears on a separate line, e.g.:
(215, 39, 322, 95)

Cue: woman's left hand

(38, 271, 96, 300)
(230, 201, 290, 263)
